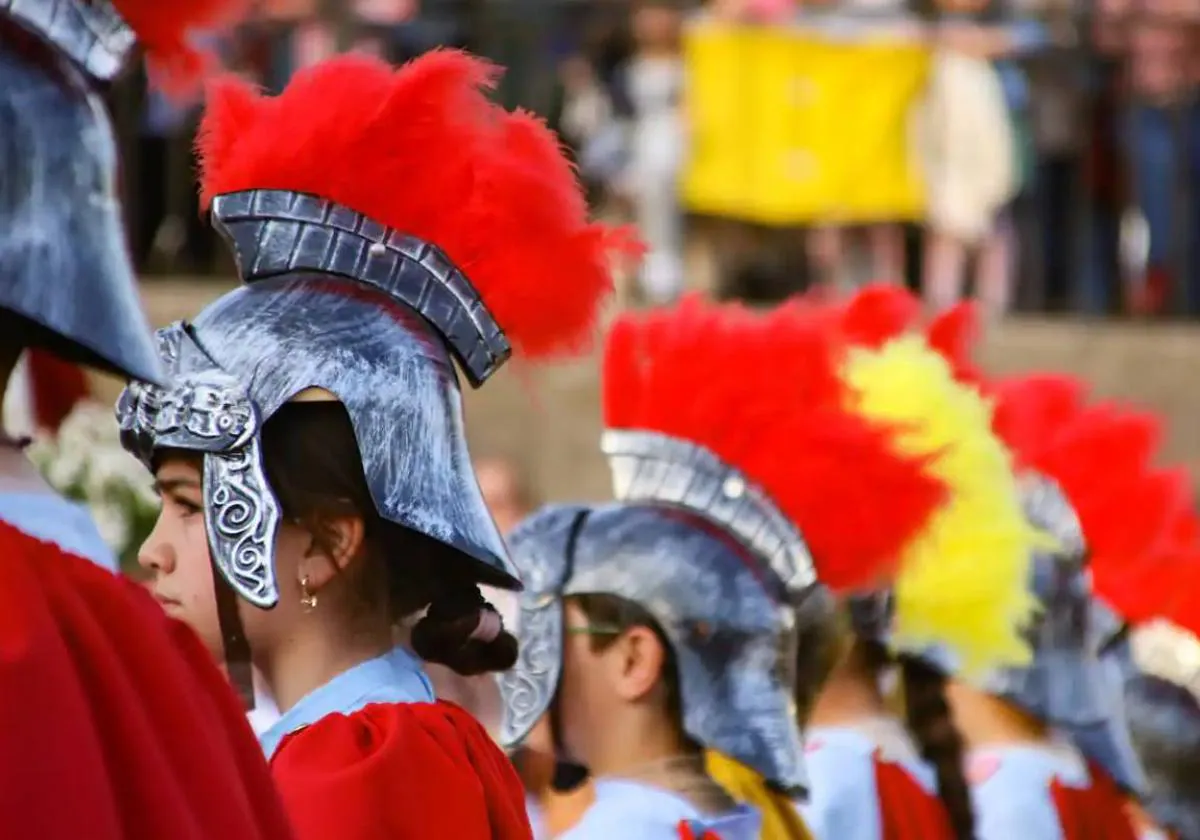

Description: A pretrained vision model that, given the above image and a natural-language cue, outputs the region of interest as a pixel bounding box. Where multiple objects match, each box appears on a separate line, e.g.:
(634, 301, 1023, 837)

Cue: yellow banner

(682, 23, 930, 226)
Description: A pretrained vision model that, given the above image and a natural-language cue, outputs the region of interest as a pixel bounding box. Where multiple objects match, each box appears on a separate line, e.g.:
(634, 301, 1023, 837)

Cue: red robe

(0, 520, 295, 840)
(874, 754, 957, 840)
(271, 699, 534, 840)
(1049, 763, 1139, 840)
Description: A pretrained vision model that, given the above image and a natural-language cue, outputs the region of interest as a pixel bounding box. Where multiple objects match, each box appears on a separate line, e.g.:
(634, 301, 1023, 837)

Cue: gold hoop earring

(300, 575, 318, 612)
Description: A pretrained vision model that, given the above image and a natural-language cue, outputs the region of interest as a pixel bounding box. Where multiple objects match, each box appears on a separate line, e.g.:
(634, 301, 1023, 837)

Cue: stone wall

(113, 279, 1200, 502)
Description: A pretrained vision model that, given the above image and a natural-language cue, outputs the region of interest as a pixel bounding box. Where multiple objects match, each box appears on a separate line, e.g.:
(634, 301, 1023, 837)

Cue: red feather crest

(837, 284, 923, 349)
(837, 283, 986, 387)
(197, 51, 636, 360)
(832, 285, 1200, 627)
(602, 295, 946, 592)
(990, 375, 1199, 625)
(1152, 509, 1200, 638)
(112, 0, 249, 96)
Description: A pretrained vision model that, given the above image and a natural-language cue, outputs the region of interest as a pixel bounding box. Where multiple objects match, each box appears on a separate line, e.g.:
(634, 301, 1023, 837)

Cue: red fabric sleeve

(0, 520, 295, 840)
(677, 823, 720, 840)
(271, 699, 534, 840)
(873, 754, 957, 840)
(1049, 765, 1139, 840)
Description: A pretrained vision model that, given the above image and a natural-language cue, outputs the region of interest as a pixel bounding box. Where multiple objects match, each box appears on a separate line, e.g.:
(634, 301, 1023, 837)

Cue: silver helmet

(984, 474, 1146, 794)
(117, 52, 624, 610)
(2, 0, 136, 83)
(496, 300, 857, 796)
(117, 194, 522, 603)
(498, 430, 825, 796)
(0, 0, 157, 382)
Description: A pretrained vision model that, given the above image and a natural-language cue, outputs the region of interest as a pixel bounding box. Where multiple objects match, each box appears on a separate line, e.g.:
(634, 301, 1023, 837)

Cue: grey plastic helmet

(117, 191, 526, 605)
(0, 0, 161, 383)
(986, 474, 1146, 794)
(498, 430, 828, 797)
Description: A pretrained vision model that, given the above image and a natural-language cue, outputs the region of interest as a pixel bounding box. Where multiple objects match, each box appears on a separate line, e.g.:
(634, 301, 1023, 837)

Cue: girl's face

(137, 456, 316, 660)
(138, 458, 221, 652)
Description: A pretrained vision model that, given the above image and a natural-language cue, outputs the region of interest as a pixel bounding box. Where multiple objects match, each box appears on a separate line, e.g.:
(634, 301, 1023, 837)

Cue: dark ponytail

(900, 655, 975, 840)
(411, 584, 518, 676)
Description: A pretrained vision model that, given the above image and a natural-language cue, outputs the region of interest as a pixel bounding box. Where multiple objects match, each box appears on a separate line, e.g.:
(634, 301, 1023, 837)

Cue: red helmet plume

(836, 283, 985, 387)
(991, 374, 1199, 624)
(602, 295, 946, 592)
(197, 50, 637, 360)
(113, 0, 250, 95)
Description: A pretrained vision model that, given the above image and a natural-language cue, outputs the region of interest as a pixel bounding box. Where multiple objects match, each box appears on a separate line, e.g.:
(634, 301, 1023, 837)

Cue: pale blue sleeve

(526, 797, 548, 840)
(558, 805, 680, 840)
(0, 495, 118, 573)
(972, 765, 1065, 840)
(797, 744, 880, 840)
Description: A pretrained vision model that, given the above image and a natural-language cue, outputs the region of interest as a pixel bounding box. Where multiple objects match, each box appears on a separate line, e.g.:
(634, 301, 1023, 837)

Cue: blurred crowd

(113, 0, 1200, 317)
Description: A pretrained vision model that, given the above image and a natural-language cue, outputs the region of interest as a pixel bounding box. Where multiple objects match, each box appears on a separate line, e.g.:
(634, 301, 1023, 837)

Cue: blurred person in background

(561, 53, 620, 202)
(1014, 0, 1093, 311)
(134, 72, 197, 270)
(795, 0, 917, 292)
(134, 30, 234, 275)
(1120, 0, 1200, 314)
(477, 455, 537, 538)
(917, 0, 1048, 318)
(250, 0, 454, 92)
(608, 0, 688, 304)
(1081, 0, 1131, 314)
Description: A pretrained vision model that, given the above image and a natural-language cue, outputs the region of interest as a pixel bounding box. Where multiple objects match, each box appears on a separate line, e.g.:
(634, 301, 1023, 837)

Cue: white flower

(90, 499, 130, 555)
(45, 443, 87, 491)
(25, 438, 58, 473)
(30, 402, 160, 560)
(85, 446, 151, 501)
(57, 401, 113, 452)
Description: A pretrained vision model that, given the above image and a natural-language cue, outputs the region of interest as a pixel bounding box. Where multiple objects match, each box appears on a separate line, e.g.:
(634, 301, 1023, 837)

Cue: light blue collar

(587, 779, 763, 840)
(0, 491, 116, 572)
(260, 645, 435, 758)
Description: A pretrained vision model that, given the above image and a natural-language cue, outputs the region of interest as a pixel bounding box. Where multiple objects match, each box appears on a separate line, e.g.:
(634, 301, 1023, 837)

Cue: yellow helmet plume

(840, 333, 1043, 677)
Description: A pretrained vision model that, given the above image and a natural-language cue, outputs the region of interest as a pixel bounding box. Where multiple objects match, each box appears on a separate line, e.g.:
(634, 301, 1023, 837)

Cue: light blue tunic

(968, 741, 1092, 840)
(259, 645, 435, 758)
(0, 491, 114, 571)
(800, 722, 938, 840)
(527, 796, 549, 840)
(559, 778, 761, 840)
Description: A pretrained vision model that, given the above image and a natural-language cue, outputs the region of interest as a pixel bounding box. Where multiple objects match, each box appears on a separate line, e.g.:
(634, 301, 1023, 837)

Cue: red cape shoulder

(272, 700, 532, 840)
(873, 753, 956, 840)
(1049, 764, 1139, 840)
(0, 520, 294, 840)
